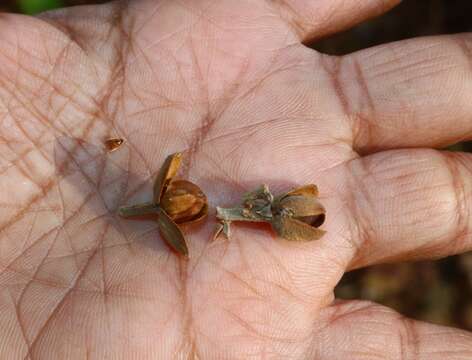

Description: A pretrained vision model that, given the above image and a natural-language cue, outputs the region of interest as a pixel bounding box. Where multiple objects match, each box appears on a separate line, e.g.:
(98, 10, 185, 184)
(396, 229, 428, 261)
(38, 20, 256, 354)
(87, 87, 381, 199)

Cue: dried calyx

(215, 184, 326, 241)
(118, 153, 207, 256)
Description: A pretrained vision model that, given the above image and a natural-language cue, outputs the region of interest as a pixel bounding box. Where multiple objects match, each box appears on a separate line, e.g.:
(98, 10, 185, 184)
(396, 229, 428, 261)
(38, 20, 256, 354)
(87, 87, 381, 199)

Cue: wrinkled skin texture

(1, 0, 472, 359)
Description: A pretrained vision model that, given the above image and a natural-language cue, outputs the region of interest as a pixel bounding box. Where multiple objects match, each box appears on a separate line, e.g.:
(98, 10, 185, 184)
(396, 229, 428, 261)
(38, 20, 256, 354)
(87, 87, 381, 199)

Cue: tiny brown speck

(105, 138, 124, 152)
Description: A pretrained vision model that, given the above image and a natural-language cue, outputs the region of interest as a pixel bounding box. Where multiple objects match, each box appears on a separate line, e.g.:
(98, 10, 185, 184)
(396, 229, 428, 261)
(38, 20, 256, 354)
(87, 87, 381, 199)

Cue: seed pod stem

(215, 205, 272, 239)
(216, 207, 270, 223)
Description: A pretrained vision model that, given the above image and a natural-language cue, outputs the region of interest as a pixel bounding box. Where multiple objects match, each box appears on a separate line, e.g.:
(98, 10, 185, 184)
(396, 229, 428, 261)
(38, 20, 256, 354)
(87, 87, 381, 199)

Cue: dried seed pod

(215, 184, 326, 242)
(104, 138, 124, 152)
(271, 185, 326, 241)
(119, 152, 208, 257)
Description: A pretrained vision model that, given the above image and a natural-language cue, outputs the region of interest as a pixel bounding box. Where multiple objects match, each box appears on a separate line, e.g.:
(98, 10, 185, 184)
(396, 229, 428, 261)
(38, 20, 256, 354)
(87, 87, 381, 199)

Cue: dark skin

(1, 0, 472, 358)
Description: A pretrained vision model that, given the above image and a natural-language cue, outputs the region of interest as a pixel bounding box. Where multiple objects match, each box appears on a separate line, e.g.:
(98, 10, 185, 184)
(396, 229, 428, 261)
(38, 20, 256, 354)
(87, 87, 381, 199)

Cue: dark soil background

(1, 0, 471, 330)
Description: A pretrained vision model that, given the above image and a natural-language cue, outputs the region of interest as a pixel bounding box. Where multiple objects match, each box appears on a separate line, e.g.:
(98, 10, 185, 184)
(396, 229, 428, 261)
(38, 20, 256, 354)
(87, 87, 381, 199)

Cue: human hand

(0, 0, 471, 358)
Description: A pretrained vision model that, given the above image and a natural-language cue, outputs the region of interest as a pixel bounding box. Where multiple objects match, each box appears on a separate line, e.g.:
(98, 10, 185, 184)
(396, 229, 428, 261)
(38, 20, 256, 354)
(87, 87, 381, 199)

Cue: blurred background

(1, 0, 471, 330)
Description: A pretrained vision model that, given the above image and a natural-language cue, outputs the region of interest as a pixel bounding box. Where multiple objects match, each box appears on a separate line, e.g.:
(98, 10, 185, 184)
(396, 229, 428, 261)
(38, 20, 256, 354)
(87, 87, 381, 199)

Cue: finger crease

(456, 35, 472, 74)
(265, 0, 308, 40)
(442, 154, 471, 253)
(320, 56, 350, 115)
(398, 317, 421, 360)
(345, 161, 378, 265)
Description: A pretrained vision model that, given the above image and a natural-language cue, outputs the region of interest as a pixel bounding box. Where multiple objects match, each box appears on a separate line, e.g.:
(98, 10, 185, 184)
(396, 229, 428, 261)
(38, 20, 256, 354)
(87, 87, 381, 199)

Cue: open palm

(1, 0, 472, 358)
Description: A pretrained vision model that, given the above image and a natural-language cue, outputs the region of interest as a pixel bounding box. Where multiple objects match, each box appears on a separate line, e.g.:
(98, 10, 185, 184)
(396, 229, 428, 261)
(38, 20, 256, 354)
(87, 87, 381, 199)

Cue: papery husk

(158, 207, 189, 256)
(283, 184, 319, 197)
(271, 215, 326, 242)
(275, 195, 325, 218)
(153, 152, 182, 203)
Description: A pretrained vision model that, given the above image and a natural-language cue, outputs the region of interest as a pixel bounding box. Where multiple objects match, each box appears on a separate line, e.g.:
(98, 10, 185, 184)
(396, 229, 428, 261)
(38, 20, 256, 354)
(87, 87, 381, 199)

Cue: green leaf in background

(18, 0, 64, 14)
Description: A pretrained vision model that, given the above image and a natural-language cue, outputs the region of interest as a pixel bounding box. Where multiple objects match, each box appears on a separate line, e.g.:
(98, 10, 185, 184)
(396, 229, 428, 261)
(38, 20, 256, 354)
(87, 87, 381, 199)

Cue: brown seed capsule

(104, 138, 124, 152)
(271, 185, 326, 241)
(119, 152, 208, 257)
(160, 180, 207, 224)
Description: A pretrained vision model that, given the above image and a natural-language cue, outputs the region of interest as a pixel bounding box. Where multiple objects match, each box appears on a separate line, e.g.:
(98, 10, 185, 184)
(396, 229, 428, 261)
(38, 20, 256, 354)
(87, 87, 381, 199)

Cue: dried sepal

(157, 207, 189, 256)
(153, 152, 182, 203)
(274, 195, 325, 218)
(283, 184, 319, 197)
(118, 202, 159, 218)
(271, 215, 326, 242)
(273, 184, 319, 207)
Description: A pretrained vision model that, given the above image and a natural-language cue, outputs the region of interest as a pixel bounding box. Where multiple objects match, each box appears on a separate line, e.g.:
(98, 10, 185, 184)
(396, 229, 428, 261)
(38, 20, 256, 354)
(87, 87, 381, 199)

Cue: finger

(271, 0, 400, 42)
(316, 300, 472, 360)
(339, 34, 472, 153)
(335, 149, 472, 269)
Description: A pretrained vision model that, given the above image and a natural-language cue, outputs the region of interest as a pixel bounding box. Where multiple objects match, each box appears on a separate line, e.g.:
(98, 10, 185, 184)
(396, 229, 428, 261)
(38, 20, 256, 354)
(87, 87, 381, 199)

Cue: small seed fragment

(105, 138, 124, 152)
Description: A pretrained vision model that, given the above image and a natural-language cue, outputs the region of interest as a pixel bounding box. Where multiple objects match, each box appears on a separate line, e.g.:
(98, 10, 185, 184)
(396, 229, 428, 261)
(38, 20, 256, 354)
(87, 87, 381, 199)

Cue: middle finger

(331, 148, 472, 269)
